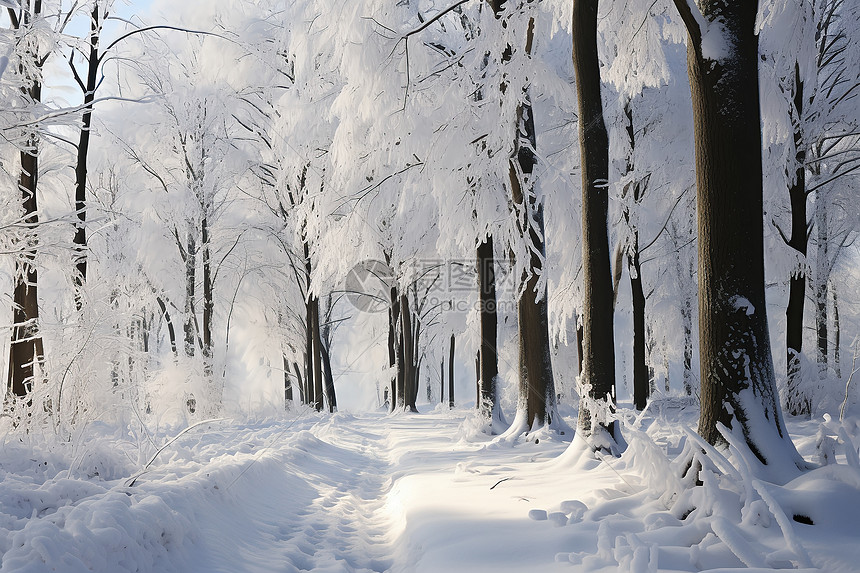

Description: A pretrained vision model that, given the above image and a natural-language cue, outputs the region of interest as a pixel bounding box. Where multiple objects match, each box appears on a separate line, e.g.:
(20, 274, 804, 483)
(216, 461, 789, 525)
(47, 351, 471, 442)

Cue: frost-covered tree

(672, 0, 804, 470)
(4, 0, 53, 397)
(571, 0, 617, 446)
(760, 0, 860, 414)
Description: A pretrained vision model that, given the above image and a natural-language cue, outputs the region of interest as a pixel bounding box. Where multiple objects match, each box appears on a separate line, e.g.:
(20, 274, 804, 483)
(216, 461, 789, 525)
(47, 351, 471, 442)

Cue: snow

(2, 402, 859, 572)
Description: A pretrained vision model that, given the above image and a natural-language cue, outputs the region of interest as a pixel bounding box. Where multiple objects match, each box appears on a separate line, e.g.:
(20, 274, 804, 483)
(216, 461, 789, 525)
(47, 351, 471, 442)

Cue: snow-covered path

(3, 407, 860, 572)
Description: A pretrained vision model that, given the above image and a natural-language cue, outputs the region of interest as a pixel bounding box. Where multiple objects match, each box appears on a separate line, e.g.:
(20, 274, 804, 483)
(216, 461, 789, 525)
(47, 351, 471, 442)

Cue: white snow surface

(2, 402, 859, 572)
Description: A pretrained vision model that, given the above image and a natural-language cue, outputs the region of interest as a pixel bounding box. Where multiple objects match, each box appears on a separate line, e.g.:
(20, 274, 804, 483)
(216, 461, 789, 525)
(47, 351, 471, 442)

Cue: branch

(771, 218, 791, 246)
(401, 0, 472, 41)
(640, 186, 691, 253)
(807, 161, 860, 193)
(670, 0, 703, 48)
(99, 25, 237, 66)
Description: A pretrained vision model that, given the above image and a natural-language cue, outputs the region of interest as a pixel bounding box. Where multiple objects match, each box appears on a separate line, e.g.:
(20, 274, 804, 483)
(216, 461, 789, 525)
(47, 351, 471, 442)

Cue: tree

(488, 0, 556, 432)
(571, 0, 617, 445)
(6, 0, 49, 398)
(672, 0, 804, 469)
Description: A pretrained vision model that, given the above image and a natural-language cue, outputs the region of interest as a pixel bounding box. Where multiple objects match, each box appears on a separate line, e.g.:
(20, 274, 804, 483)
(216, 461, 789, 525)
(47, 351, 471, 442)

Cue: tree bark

(815, 191, 828, 374)
(400, 294, 417, 412)
(283, 354, 293, 404)
(487, 0, 555, 430)
(72, 5, 103, 308)
(448, 334, 455, 409)
(673, 0, 798, 465)
(292, 361, 304, 404)
(388, 286, 398, 410)
(630, 239, 648, 410)
(8, 3, 45, 398)
(572, 0, 616, 440)
(183, 226, 197, 357)
(320, 342, 337, 413)
(155, 296, 178, 357)
(784, 64, 809, 415)
(622, 101, 649, 411)
(310, 295, 323, 412)
(477, 236, 498, 414)
(201, 213, 213, 377)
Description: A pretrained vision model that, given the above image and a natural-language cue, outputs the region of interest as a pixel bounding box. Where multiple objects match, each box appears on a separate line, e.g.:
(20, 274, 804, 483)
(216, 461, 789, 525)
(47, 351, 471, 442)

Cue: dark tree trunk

(72, 5, 103, 308)
(572, 0, 616, 440)
(155, 296, 178, 356)
(292, 361, 304, 404)
(400, 295, 417, 412)
(183, 227, 197, 358)
(392, 288, 405, 410)
(304, 304, 313, 405)
(388, 286, 398, 411)
(310, 295, 323, 412)
(673, 0, 798, 464)
(411, 311, 421, 409)
(475, 351, 480, 407)
(8, 158, 44, 397)
(487, 0, 555, 429)
(680, 259, 694, 396)
(320, 342, 337, 413)
(477, 236, 498, 414)
(283, 354, 293, 403)
(8, 4, 46, 399)
(833, 284, 840, 378)
(201, 214, 213, 377)
(448, 334, 455, 409)
(784, 64, 809, 415)
(576, 320, 584, 376)
(630, 240, 648, 410)
(440, 358, 445, 405)
(815, 198, 828, 373)
(622, 101, 649, 411)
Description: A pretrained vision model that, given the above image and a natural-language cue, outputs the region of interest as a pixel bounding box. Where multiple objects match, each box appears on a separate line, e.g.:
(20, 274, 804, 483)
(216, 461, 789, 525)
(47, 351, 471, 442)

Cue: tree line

(1, 0, 858, 468)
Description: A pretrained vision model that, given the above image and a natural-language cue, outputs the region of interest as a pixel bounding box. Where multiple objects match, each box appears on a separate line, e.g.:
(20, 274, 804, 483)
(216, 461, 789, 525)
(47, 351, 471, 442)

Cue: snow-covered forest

(1, 0, 859, 571)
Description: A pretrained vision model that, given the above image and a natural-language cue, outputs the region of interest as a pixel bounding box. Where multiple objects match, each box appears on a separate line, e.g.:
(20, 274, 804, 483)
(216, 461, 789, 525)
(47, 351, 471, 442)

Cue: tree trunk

(477, 236, 499, 415)
(440, 358, 445, 405)
(183, 226, 197, 357)
(72, 6, 103, 308)
(304, 304, 313, 405)
(622, 101, 648, 411)
(475, 351, 480, 407)
(833, 283, 840, 379)
(292, 361, 304, 404)
(448, 334, 455, 409)
(155, 296, 178, 356)
(392, 288, 405, 410)
(8, 5, 46, 399)
(680, 260, 694, 396)
(630, 239, 648, 410)
(201, 214, 213, 377)
(310, 295, 323, 412)
(486, 0, 555, 430)
(283, 354, 293, 404)
(572, 0, 616, 441)
(784, 63, 809, 414)
(388, 286, 398, 411)
(673, 0, 799, 465)
(320, 342, 337, 413)
(400, 295, 417, 412)
(815, 197, 828, 374)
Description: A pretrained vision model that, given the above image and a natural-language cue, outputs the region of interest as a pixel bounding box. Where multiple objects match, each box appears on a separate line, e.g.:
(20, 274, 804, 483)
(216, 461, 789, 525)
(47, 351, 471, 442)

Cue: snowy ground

(2, 401, 859, 572)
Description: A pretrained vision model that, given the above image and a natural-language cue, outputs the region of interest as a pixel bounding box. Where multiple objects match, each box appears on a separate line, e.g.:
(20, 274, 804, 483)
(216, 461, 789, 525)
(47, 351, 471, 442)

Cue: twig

(125, 418, 226, 487)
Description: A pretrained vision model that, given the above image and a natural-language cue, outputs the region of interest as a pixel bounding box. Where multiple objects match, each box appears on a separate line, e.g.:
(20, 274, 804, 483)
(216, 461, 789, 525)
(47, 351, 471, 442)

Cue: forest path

(181, 410, 402, 573)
